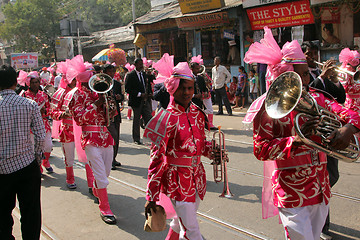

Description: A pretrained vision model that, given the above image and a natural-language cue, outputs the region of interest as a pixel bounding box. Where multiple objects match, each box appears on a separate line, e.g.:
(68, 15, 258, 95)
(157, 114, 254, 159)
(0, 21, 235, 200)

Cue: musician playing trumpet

(144, 54, 220, 240)
(244, 27, 360, 240)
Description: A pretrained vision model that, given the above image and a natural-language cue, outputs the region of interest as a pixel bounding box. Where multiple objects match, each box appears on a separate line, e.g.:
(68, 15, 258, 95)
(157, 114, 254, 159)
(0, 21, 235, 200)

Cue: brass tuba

(211, 126, 233, 198)
(89, 73, 114, 126)
(265, 71, 360, 163)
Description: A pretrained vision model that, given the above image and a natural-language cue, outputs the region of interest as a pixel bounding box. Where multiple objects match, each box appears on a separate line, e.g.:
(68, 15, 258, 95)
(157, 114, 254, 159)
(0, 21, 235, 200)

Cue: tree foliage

(0, 0, 61, 59)
(0, 0, 151, 60)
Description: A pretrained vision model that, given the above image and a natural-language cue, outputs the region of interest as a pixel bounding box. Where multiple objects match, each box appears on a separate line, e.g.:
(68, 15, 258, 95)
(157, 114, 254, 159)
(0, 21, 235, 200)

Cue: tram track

(118, 137, 360, 204)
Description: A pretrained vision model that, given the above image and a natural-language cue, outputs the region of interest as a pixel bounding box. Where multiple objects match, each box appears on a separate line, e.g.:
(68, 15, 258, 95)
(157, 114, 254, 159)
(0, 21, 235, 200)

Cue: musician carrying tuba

(244, 26, 360, 240)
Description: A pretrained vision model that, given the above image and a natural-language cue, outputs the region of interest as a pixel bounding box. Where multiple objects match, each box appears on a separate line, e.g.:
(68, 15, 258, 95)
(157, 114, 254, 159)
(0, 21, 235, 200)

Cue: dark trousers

(0, 160, 41, 240)
(107, 118, 120, 162)
(215, 87, 232, 114)
(132, 100, 153, 142)
(322, 156, 339, 234)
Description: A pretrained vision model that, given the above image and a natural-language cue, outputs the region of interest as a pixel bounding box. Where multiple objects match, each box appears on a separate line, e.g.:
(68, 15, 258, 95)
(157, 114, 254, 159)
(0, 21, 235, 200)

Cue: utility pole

(77, 27, 82, 55)
(132, 0, 138, 58)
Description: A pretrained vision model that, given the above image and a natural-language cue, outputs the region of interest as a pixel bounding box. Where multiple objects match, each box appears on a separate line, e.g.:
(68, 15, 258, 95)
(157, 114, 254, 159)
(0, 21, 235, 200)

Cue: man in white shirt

(211, 57, 232, 116)
(54, 73, 62, 89)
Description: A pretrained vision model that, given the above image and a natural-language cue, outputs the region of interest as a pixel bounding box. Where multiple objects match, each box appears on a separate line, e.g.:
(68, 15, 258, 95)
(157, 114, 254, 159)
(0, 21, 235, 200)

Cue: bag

(144, 205, 167, 232)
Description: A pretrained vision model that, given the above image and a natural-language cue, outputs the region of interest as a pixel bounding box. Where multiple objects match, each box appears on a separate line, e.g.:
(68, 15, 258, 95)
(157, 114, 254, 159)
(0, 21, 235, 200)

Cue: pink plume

(191, 55, 204, 65)
(152, 53, 174, 84)
(17, 70, 28, 87)
(124, 63, 135, 72)
(66, 55, 87, 83)
(339, 48, 360, 68)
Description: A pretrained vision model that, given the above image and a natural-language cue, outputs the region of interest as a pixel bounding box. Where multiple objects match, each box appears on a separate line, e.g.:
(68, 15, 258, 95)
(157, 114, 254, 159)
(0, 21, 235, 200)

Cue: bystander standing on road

(0, 64, 46, 240)
(212, 56, 232, 116)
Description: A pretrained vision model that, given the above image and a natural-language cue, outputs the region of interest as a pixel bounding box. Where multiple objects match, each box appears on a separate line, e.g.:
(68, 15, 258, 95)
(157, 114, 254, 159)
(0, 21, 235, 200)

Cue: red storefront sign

(247, 0, 314, 30)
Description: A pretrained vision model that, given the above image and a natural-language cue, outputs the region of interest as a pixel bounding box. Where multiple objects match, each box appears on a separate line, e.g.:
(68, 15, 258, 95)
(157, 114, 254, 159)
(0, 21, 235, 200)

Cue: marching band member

(243, 27, 360, 240)
(144, 54, 216, 240)
(190, 55, 217, 130)
(339, 48, 360, 111)
(67, 55, 117, 224)
(22, 71, 53, 174)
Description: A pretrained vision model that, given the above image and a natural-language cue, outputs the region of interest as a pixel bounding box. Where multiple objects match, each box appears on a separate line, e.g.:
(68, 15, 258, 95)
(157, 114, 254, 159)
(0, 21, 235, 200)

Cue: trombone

(211, 126, 233, 198)
(314, 60, 360, 83)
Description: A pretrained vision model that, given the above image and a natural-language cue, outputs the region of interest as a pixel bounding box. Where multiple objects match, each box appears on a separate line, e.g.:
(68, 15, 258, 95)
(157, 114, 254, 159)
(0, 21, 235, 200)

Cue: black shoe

(210, 126, 218, 130)
(88, 188, 93, 195)
(215, 112, 224, 115)
(113, 160, 121, 166)
(134, 140, 143, 145)
(100, 213, 117, 224)
(111, 164, 117, 170)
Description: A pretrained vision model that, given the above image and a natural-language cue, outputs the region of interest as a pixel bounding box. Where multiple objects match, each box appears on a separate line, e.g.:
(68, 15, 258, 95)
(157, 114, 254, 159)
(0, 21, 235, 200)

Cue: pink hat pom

(66, 55, 87, 83)
(339, 48, 360, 68)
(124, 63, 135, 72)
(191, 55, 204, 65)
(17, 70, 28, 86)
(142, 57, 153, 68)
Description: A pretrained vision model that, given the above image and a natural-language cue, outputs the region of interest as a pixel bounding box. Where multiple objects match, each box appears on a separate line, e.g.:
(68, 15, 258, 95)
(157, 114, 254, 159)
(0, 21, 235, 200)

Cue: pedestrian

(68, 55, 117, 224)
(22, 71, 54, 174)
(125, 58, 153, 145)
(233, 66, 247, 109)
(144, 54, 219, 240)
(248, 69, 258, 102)
(0, 64, 46, 240)
(103, 63, 123, 169)
(244, 26, 360, 240)
(211, 56, 232, 116)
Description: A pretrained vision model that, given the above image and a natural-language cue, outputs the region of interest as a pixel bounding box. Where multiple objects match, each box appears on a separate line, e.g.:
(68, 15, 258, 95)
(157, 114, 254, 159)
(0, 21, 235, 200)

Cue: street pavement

(12, 106, 360, 240)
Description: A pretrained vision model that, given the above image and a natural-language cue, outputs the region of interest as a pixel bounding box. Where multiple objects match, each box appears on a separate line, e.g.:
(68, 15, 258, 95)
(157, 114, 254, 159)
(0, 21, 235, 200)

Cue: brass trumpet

(211, 126, 233, 198)
(265, 71, 360, 162)
(88, 73, 114, 127)
(314, 60, 360, 83)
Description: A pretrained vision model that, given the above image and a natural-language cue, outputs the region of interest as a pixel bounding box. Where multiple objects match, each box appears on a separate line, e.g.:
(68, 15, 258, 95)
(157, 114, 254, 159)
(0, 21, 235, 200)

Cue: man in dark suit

(302, 42, 345, 240)
(125, 58, 153, 145)
(153, 82, 170, 109)
(103, 64, 124, 169)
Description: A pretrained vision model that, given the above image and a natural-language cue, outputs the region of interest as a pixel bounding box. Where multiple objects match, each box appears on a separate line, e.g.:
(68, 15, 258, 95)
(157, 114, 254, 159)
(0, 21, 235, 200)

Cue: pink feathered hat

(190, 55, 204, 65)
(17, 70, 28, 87)
(339, 48, 360, 68)
(25, 71, 39, 86)
(142, 57, 153, 68)
(244, 27, 306, 86)
(152, 53, 193, 95)
(124, 63, 135, 72)
(66, 55, 93, 83)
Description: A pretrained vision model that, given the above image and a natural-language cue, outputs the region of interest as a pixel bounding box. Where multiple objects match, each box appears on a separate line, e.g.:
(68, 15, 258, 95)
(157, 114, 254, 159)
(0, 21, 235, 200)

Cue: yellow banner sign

(178, 0, 224, 14)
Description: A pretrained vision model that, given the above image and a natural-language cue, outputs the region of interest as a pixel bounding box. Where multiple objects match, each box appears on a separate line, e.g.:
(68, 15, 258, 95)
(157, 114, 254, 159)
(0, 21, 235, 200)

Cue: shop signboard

(178, 0, 225, 14)
(11, 53, 38, 69)
(176, 11, 229, 29)
(246, 0, 314, 30)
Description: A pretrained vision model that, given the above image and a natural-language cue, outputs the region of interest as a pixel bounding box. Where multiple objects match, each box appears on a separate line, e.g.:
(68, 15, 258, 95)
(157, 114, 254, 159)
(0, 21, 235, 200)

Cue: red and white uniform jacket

(253, 88, 360, 208)
(145, 100, 212, 203)
(23, 90, 51, 133)
(340, 66, 360, 113)
(50, 86, 74, 143)
(69, 86, 114, 149)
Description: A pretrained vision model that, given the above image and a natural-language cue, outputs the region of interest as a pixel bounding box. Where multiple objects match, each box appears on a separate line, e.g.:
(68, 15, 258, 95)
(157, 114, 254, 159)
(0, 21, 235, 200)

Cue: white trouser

(31, 131, 52, 153)
(278, 200, 329, 240)
(62, 142, 75, 167)
(202, 97, 213, 114)
(170, 194, 202, 240)
(84, 145, 113, 189)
